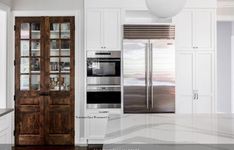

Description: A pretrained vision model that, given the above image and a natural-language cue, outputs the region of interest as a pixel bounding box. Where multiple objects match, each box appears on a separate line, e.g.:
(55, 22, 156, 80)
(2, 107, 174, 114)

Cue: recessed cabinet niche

(86, 9, 121, 50)
(15, 17, 75, 146)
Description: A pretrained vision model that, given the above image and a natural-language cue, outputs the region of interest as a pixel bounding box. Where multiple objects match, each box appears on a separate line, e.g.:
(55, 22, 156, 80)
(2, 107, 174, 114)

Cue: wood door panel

(18, 97, 40, 105)
(47, 106, 72, 134)
(49, 92, 70, 105)
(46, 134, 73, 145)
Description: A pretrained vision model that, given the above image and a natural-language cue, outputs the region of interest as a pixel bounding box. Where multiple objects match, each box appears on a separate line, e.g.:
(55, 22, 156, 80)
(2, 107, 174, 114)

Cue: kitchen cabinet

(86, 9, 121, 51)
(175, 9, 215, 51)
(0, 112, 12, 144)
(85, 110, 109, 143)
(176, 52, 214, 113)
(15, 17, 75, 145)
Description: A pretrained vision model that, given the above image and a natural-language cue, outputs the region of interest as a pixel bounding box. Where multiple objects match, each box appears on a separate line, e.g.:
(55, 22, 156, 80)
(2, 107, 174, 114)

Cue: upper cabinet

(175, 9, 215, 51)
(86, 9, 121, 51)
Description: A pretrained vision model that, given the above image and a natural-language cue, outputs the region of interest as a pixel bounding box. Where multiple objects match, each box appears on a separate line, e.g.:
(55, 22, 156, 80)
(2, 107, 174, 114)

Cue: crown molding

(218, 1, 234, 8)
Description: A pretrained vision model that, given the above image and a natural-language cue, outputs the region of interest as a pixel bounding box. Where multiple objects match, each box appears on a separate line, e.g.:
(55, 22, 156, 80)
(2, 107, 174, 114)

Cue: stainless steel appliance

(123, 25, 175, 113)
(87, 51, 121, 85)
(87, 86, 121, 109)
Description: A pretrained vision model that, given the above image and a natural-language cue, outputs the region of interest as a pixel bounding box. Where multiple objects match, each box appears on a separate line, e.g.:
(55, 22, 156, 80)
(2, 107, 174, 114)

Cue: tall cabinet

(175, 9, 216, 113)
(15, 17, 75, 145)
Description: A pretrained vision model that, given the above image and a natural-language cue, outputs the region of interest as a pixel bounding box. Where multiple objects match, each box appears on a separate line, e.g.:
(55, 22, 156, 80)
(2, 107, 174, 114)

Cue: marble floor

(104, 114, 234, 144)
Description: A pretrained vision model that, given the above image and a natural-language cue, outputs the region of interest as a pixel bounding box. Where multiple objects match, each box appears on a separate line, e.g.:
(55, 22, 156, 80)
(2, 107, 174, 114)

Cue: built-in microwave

(87, 51, 121, 85)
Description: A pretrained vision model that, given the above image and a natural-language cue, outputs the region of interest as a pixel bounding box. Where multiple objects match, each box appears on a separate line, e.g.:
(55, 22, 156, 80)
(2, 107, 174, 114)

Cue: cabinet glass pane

(31, 58, 40, 73)
(61, 75, 70, 91)
(61, 40, 70, 49)
(21, 58, 29, 73)
(49, 74, 59, 91)
(50, 40, 59, 56)
(50, 58, 59, 73)
(61, 23, 70, 39)
(50, 23, 60, 39)
(31, 23, 40, 39)
(61, 49, 70, 56)
(21, 40, 30, 56)
(20, 75, 29, 90)
(31, 75, 40, 91)
(21, 23, 30, 39)
(31, 40, 40, 56)
(60, 58, 70, 73)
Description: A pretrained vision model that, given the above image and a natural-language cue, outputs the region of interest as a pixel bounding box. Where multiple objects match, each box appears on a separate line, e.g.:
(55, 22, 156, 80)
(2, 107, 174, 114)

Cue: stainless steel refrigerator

(123, 25, 175, 113)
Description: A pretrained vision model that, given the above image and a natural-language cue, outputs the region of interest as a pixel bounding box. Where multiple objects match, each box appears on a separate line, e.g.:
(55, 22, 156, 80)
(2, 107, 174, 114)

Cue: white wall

(0, 0, 11, 7)
(217, 22, 232, 113)
(0, 10, 7, 108)
(12, 0, 83, 10)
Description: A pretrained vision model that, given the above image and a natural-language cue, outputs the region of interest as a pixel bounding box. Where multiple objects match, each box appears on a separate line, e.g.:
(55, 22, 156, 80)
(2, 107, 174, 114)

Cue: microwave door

(123, 39, 150, 113)
(150, 39, 175, 113)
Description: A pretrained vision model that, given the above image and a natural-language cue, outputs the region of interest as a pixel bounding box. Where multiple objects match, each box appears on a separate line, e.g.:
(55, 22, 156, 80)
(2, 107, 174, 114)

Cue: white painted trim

(12, 10, 82, 144)
(217, 15, 234, 22)
(218, 1, 234, 8)
(232, 35, 234, 113)
(0, 8, 7, 109)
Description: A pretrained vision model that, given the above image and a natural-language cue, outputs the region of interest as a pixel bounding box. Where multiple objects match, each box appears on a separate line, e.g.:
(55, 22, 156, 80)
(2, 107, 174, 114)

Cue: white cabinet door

(86, 111, 109, 141)
(194, 52, 214, 113)
(86, 9, 103, 50)
(193, 10, 214, 51)
(176, 52, 194, 113)
(175, 9, 215, 51)
(175, 10, 193, 51)
(86, 9, 121, 51)
(103, 9, 121, 50)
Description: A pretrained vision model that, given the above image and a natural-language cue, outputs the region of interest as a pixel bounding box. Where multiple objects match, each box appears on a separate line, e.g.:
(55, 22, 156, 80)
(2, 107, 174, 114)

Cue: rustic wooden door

(15, 17, 75, 146)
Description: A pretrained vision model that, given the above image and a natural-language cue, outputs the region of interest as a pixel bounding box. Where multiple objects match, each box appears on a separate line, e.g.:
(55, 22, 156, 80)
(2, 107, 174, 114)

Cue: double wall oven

(86, 51, 121, 109)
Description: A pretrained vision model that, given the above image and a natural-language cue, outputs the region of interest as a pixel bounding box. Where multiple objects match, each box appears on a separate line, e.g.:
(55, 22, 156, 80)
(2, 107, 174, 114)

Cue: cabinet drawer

(0, 114, 10, 132)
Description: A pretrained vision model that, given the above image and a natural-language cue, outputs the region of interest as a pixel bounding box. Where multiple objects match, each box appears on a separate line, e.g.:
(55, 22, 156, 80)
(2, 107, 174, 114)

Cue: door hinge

(14, 95, 16, 101)
(14, 60, 16, 66)
(14, 25, 16, 31)
(14, 130, 15, 136)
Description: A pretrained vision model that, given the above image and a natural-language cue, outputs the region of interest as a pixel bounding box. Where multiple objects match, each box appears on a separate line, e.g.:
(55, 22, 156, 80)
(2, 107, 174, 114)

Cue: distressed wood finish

(15, 17, 75, 146)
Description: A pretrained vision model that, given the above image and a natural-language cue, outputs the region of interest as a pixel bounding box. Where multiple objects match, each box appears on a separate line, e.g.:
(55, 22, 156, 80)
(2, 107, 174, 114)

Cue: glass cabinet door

(49, 20, 72, 91)
(19, 22, 41, 91)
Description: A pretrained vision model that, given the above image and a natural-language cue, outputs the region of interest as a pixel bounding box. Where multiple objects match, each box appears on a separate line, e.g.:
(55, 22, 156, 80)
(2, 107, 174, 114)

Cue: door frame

(12, 10, 82, 145)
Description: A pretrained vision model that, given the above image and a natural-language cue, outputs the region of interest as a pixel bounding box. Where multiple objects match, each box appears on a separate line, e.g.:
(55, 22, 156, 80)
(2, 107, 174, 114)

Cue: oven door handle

(88, 59, 120, 62)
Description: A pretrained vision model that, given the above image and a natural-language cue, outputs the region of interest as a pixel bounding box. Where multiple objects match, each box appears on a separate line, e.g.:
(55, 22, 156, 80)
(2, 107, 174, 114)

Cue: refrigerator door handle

(150, 43, 154, 109)
(146, 43, 149, 109)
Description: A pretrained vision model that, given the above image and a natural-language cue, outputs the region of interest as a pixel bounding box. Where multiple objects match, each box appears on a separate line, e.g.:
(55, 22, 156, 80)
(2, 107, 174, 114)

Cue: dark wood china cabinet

(15, 17, 75, 145)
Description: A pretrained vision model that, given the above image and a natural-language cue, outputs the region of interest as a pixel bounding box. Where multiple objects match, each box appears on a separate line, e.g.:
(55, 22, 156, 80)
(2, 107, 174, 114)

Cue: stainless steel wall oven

(87, 51, 121, 85)
(87, 86, 121, 109)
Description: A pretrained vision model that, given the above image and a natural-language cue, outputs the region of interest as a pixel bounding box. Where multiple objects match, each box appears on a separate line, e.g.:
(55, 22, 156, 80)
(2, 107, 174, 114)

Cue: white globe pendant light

(146, 0, 187, 18)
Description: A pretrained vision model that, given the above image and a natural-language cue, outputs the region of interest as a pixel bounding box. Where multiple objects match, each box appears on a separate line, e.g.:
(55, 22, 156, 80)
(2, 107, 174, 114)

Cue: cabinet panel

(176, 52, 214, 114)
(176, 52, 194, 94)
(103, 9, 121, 50)
(195, 52, 214, 95)
(86, 111, 108, 140)
(193, 11, 214, 50)
(193, 96, 212, 113)
(176, 52, 194, 113)
(176, 95, 193, 113)
(175, 11, 193, 50)
(86, 9, 103, 50)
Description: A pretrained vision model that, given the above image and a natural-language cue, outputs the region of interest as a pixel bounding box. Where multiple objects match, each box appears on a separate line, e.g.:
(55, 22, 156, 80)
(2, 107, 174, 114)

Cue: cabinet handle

(99, 111, 109, 114)
(193, 93, 196, 100)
